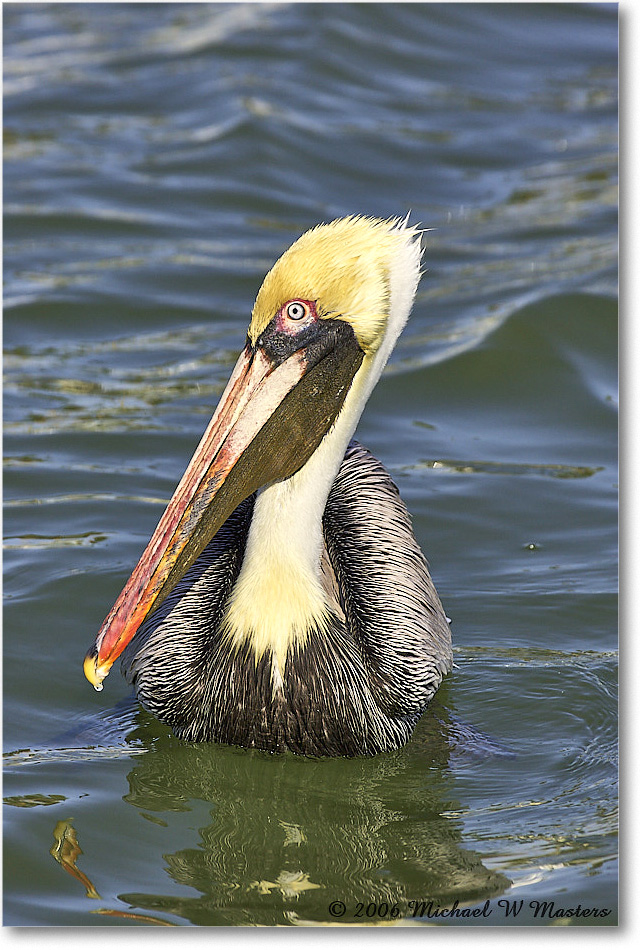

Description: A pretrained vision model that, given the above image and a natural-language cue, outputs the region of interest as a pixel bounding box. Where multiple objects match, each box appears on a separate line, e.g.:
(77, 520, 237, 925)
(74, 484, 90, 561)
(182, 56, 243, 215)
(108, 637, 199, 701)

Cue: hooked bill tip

(83, 649, 110, 691)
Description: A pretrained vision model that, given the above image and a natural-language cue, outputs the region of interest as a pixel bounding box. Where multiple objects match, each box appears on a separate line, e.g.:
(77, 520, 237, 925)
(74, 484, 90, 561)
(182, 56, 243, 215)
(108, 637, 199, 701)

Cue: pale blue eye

(286, 302, 307, 320)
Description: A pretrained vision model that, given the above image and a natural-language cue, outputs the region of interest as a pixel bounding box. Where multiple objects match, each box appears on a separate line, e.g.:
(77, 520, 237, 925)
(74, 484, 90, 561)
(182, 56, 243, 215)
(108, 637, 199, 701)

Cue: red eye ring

(285, 300, 310, 321)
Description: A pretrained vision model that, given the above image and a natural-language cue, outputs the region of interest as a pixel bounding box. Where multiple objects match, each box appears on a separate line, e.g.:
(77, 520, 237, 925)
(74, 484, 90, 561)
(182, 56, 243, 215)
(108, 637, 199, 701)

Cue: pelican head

(84, 215, 423, 689)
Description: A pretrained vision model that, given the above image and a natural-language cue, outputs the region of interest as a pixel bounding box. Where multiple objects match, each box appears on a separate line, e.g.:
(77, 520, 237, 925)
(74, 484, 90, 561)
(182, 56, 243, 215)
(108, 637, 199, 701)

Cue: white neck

(220, 356, 374, 664)
(222, 228, 421, 663)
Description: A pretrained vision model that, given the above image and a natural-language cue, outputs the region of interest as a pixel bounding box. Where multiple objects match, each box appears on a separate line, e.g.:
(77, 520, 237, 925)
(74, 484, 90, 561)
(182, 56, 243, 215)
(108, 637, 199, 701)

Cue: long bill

(83, 328, 364, 690)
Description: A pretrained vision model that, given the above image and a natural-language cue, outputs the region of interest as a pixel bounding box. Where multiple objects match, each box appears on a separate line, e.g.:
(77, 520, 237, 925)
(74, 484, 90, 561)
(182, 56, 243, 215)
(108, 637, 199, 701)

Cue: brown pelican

(84, 216, 452, 756)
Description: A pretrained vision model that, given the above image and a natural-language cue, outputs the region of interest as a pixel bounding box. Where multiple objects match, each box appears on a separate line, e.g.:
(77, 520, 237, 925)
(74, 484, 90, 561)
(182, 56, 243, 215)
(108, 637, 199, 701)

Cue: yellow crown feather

(249, 215, 421, 352)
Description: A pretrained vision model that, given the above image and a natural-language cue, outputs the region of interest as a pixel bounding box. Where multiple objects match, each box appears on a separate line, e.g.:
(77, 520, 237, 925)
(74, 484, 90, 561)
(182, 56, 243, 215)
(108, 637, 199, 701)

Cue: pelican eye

(285, 301, 309, 321)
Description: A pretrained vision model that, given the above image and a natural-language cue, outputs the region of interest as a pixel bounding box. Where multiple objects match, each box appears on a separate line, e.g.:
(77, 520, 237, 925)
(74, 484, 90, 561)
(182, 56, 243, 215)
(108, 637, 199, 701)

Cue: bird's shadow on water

(52, 694, 143, 748)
